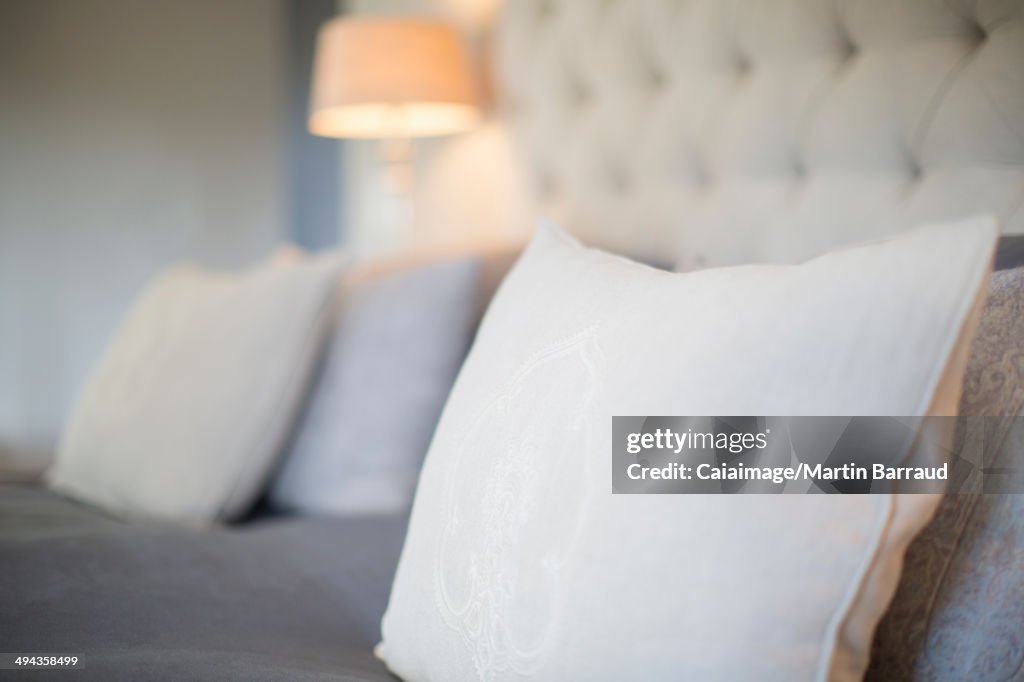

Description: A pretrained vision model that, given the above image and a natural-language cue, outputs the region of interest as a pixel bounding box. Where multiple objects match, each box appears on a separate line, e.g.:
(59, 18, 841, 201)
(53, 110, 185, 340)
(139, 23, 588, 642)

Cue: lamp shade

(309, 18, 481, 139)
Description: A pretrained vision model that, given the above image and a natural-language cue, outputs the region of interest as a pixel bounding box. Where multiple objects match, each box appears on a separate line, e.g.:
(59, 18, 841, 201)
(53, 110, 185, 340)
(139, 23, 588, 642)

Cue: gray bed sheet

(0, 484, 406, 681)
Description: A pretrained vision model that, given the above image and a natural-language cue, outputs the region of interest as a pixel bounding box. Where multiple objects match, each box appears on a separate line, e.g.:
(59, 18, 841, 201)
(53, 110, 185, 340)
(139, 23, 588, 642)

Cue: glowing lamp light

(308, 18, 481, 140)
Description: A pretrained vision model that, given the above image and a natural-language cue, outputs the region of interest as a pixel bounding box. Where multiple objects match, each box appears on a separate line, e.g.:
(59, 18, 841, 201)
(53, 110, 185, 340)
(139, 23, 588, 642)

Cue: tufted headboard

(495, 0, 1024, 267)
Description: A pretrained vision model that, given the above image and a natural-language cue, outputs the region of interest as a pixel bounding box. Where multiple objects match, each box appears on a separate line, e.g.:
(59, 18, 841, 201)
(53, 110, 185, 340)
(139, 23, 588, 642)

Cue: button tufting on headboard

(496, 0, 1024, 267)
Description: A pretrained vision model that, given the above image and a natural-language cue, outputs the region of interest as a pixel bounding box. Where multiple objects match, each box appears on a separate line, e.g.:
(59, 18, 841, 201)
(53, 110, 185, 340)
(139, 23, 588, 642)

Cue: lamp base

(380, 137, 415, 195)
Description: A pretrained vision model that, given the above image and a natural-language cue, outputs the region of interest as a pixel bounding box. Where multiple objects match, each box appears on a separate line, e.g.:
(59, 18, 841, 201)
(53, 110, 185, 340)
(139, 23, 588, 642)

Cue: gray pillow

(868, 267, 1024, 681)
(270, 256, 483, 515)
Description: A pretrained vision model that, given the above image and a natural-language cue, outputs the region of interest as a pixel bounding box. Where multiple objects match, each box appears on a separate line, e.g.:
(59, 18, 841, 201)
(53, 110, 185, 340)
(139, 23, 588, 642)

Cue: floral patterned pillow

(868, 267, 1024, 681)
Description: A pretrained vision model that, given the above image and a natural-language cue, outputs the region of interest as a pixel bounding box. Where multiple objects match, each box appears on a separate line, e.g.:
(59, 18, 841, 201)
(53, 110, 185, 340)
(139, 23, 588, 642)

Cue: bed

(0, 484, 403, 680)
(3, 0, 1023, 680)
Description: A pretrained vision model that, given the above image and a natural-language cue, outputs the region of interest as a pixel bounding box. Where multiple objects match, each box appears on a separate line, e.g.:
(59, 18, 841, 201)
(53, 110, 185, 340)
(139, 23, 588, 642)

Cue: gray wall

(286, 0, 343, 251)
(0, 0, 306, 465)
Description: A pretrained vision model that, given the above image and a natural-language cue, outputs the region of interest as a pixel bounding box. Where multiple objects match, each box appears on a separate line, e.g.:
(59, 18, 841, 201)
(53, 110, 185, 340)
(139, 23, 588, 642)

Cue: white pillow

(48, 254, 343, 524)
(379, 217, 996, 681)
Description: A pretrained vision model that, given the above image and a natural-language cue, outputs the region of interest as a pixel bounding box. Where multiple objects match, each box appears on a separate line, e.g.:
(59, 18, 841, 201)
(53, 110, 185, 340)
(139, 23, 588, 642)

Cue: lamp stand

(377, 137, 416, 247)
(380, 137, 415, 195)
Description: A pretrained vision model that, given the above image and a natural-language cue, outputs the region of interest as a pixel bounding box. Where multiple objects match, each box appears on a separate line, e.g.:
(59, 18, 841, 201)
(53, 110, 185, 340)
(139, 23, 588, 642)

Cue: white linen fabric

(379, 217, 996, 682)
(271, 256, 481, 515)
(48, 255, 343, 524)
(496, 0, 1024, 266)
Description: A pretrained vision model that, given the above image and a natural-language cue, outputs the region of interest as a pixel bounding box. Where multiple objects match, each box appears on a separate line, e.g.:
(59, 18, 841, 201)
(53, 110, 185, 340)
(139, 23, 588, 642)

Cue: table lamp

(308, 17, 481, 194)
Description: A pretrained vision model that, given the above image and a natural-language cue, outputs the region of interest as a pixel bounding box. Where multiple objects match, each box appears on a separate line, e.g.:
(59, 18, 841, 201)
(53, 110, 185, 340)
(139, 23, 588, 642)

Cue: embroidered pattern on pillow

(433, 328, 604, 680)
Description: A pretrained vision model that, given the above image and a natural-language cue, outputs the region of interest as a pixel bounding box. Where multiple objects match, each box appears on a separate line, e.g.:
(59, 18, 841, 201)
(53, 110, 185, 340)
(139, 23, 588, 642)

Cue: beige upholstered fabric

(496, 0, 1024, 265)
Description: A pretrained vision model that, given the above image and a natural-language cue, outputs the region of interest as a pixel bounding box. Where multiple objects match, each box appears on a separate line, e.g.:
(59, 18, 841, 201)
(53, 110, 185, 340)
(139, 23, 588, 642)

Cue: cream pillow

(48, 254, 343, 524)
(379, 217, 997, 681)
